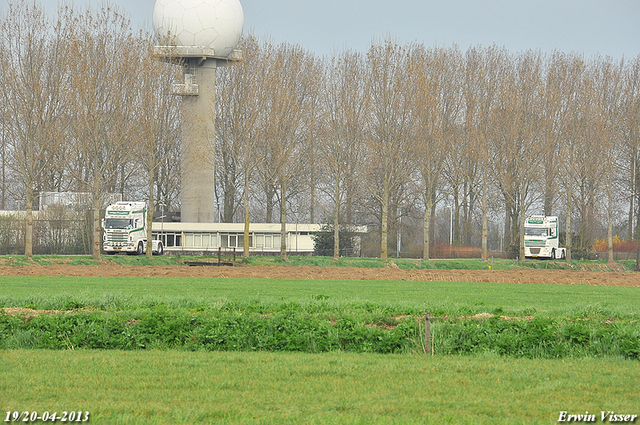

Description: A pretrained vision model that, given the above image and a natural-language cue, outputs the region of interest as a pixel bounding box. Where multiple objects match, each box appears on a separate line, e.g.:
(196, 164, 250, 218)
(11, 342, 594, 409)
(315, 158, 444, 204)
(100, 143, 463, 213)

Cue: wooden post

(425, 313, 431, 355)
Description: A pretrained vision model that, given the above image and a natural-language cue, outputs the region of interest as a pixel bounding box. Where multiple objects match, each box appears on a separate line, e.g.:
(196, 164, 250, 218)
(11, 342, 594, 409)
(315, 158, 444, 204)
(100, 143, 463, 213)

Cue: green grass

(1, 274, 639, 422)
(0, 276, 638, 317)
(238, 255, 637, 271)
(1, 277, 639, 359)
(1, 350, 638, 424)
(0, 254, 636, 271)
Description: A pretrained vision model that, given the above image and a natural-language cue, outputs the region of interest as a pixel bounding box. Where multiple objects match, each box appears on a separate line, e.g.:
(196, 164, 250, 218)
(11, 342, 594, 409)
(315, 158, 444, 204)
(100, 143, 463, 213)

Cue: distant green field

(0, 254, 634, 271)
(0, 275, 639, 316)
(1, 350, 638, 425)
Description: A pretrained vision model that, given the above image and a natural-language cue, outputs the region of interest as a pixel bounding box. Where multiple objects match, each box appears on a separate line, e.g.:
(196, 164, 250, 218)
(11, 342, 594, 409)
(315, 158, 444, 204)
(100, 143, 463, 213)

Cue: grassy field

(0, 254, 635, 271)
(1, 267, 639, 423)
(1, 350, 639, 424)
(1, 276, 639, 357)
(1, 275, 639, 316)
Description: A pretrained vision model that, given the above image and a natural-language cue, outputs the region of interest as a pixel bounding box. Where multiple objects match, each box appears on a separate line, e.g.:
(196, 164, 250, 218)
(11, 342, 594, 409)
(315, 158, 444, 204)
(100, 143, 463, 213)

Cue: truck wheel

(156, 242, 164, 256)
(136, 242, 144, 255)
(551, 249, 556, 260)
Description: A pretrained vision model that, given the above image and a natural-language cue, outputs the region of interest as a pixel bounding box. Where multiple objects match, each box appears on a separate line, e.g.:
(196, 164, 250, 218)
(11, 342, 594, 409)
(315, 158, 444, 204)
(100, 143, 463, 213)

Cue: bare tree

(408, 45, 461, 260)
(492, 51, 545, 261)
(66, 5, 140, 258)
(620, 57, 640, 270)
(259, 42, 317, 259)
(463, 46, 506, 260)
(320, 49, 368, 260)
(365, 39, 414, 261)
(135, 37, 182, 257)
(589, 58, 624, 263)
(217, 36, 267, 257)
(0, 1, 70, 257)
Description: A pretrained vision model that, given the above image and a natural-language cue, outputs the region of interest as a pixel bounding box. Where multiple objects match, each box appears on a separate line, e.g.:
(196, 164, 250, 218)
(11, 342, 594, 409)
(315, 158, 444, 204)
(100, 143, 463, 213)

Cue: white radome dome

(153, 0, 244, 57)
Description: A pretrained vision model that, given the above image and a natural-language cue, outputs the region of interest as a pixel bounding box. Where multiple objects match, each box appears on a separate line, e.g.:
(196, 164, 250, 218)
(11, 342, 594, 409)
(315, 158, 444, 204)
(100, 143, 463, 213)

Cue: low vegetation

(1, 276, 638, 360)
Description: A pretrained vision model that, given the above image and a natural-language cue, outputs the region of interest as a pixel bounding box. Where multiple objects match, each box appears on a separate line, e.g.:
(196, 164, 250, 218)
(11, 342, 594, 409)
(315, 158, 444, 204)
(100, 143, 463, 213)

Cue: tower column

(153, 0, 243, 224)
(179, 59, 218, 223)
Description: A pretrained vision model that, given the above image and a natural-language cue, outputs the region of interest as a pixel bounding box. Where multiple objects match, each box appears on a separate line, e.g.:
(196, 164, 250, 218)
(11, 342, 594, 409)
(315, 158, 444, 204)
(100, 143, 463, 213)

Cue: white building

(151, 222, 365, 255)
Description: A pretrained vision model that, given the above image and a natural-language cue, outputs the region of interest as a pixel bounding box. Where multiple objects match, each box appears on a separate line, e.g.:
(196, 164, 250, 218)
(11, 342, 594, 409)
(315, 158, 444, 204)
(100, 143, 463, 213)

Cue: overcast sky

(4, 0, 640, 59)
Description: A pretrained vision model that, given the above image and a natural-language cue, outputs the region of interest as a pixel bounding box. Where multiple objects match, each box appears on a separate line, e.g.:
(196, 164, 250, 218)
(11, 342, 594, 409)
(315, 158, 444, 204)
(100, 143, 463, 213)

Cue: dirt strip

(0, 264, 639, 286)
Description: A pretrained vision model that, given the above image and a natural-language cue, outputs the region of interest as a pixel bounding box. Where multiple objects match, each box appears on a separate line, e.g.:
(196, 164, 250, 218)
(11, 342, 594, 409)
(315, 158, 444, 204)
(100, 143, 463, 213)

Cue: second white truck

(524, 215, 566, 260)
(102, 201, 163, 255)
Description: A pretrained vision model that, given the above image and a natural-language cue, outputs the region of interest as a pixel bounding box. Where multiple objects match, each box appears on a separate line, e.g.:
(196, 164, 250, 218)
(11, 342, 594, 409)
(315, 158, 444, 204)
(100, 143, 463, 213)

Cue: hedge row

(1, 310, 638, 359)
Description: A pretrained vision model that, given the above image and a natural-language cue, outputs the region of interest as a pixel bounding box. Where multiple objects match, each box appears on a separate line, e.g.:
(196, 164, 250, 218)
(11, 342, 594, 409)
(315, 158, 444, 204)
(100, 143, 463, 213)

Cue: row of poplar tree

(2, 1, 640, 262)
(215, 38, 640, 263)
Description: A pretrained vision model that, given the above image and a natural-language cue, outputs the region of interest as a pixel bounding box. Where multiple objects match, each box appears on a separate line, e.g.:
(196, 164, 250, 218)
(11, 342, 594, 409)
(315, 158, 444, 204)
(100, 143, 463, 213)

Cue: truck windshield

(525, 228, 548, 237)
(105, 218, 133, 230)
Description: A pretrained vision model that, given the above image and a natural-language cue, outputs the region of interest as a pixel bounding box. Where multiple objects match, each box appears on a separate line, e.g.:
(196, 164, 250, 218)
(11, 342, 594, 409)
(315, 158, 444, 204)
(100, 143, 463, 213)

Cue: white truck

(102, 201, 164, 255)
(524, 215, 566, 260)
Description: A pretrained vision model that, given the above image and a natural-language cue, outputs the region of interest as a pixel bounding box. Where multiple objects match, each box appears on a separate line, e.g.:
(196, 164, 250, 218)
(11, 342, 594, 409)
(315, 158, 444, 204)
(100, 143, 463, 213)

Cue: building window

(153, 232, 181, 248)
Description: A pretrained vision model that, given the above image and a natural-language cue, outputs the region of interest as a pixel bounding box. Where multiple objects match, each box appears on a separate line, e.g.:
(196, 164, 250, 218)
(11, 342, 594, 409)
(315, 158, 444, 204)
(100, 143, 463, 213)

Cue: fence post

(425, 313, 431, 355)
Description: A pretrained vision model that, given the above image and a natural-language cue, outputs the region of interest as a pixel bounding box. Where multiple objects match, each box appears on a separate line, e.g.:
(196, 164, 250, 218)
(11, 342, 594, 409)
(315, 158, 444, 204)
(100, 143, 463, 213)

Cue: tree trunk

(630, 155, 637, 240)
(423, 202, 431, 260)
(636, 200, 640, 271)
(24, 193, 33, 259)
(265, 184, 274, 223)
(543, 175, 554, 216)
(146, 181, 154, 258)
(310, 169, 316, 224)
(345, 181, 353, 226)
(280, 179, 287, 260)
(93, 202, 101, 259)
(453, 191, 460, 245)
(243, 171, 250, 259)
(429, 202, 436, 249)
(565, 194, 572, 264)
(607, 171, 614, 264)
(380, 185, 389, 262)
(223, 181, 235, 223)
(504, 202, 512, 251)
(519, 211, 526, 263)
(333, 180, 340, 262)
(481, 180, 488, 261)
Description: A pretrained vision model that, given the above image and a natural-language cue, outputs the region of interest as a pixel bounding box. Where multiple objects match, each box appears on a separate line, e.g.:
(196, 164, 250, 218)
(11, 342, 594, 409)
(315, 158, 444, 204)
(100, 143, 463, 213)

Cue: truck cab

(524, 215, 566, 260)
(102, 201, 163, 255)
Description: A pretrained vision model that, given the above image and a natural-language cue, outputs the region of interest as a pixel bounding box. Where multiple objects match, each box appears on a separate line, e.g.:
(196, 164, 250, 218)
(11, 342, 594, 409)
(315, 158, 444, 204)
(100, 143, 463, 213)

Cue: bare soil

(0, 263, 639, 286)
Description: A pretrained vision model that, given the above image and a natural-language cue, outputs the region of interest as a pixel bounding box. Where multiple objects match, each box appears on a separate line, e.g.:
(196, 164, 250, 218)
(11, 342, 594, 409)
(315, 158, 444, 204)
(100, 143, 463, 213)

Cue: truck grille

(529, 248, 541, 255)
(107, 232, 128, 246)
(525, 240, 546, 247)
